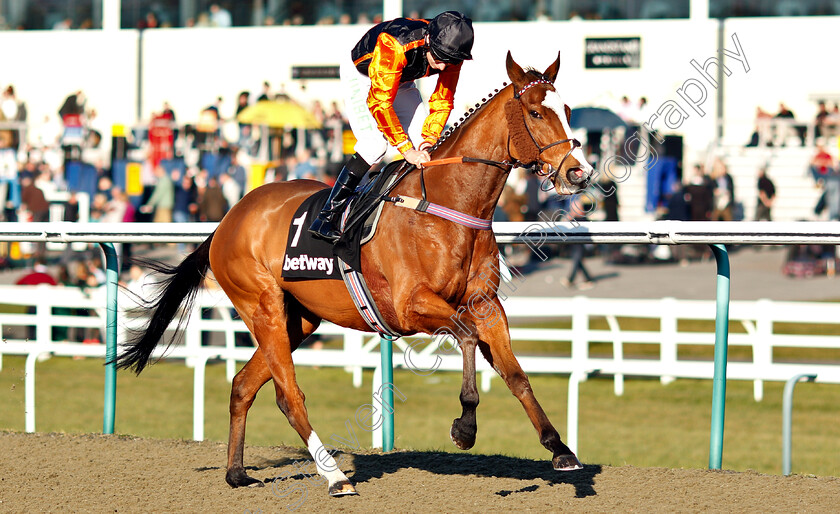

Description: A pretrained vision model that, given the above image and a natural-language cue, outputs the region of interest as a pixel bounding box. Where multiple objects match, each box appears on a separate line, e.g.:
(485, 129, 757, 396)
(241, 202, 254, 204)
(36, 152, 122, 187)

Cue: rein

(373, 79, 581, 231)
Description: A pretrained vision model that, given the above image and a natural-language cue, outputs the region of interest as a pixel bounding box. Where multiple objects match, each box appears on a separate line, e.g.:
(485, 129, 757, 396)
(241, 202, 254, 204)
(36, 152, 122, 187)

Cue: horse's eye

(529, 110, 542, 119)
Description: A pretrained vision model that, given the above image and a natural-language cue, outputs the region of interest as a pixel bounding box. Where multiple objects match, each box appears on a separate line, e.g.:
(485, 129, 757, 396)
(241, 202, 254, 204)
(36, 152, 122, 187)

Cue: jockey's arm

(421, 62, 461, 148)
(366, 34, 415, 155)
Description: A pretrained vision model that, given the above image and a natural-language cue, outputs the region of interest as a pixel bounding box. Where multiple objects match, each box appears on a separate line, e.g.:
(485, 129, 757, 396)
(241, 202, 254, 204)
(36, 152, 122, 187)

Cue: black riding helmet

(427, 11, 474, 64)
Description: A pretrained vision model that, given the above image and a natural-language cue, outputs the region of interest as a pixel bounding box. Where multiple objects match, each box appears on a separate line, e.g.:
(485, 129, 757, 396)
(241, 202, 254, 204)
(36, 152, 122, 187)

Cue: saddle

(281, 160, 408, 281)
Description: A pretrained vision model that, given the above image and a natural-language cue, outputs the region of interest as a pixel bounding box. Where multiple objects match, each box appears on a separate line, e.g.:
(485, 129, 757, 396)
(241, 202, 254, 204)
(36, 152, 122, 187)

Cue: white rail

(1, 286, 837, 448)
(0, 220, 839, 245)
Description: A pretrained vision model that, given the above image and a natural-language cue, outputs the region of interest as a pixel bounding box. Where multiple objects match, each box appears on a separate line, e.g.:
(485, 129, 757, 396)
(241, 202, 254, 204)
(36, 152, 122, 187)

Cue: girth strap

(393, 195, 492, 230)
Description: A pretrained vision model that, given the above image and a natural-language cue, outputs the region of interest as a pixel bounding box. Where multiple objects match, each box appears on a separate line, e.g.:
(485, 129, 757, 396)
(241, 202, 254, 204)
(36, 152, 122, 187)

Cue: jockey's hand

(403, 148, 431, 167)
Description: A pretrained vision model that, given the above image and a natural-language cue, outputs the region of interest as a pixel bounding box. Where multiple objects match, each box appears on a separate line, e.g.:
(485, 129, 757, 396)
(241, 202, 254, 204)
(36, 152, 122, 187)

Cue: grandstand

(0, 6, 837, 225)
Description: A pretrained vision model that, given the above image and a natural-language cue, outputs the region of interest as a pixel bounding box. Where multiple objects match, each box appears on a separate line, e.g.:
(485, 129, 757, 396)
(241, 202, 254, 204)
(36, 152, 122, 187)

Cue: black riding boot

(309, 154, 368, 243)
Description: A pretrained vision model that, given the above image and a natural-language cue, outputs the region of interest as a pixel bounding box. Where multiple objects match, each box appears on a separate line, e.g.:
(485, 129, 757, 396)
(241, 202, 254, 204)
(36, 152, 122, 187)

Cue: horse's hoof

(329, 480, 358, 496)
(225, 468, 265, 488)
(553, 453, 584, 471)
(450, 420, 476, 450)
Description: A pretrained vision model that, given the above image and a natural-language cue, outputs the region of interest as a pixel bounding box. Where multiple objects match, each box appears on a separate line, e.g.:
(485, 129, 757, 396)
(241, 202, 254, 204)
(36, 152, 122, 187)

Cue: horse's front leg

(475, 297, 582, 471)
(450, 328, 479, 450)
(404, 288, 480, 451)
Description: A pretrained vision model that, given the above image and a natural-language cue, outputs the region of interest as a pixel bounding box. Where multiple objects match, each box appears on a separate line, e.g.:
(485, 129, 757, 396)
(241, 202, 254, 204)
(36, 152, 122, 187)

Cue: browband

(516, 79, 553, 98)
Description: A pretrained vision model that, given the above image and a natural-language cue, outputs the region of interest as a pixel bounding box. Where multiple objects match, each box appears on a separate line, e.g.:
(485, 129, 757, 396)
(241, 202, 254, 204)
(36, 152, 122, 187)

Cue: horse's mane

(430, 68, 551, 153)
(430, 81, 508, 152)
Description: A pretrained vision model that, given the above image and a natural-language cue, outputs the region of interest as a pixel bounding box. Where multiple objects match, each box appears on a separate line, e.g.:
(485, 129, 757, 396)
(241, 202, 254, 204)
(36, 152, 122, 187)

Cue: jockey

(309, 11, 474, 243)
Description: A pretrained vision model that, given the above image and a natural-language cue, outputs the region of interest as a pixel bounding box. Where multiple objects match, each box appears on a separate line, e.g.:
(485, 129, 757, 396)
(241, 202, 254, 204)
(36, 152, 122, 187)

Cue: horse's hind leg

(226, 349, 272, 488)
(475, 298, 582, 471)
(251, 286, 357, 496)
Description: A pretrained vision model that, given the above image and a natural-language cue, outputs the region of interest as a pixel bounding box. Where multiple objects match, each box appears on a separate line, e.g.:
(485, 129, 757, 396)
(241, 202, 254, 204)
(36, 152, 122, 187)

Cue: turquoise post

(709, 244, 730, 469)
(380, 337, 394, 451)
(100, 243, 119, 434)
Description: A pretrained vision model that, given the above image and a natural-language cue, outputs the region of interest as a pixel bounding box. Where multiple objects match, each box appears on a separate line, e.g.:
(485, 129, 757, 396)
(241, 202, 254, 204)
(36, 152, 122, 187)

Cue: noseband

(507, 79, 582, 191)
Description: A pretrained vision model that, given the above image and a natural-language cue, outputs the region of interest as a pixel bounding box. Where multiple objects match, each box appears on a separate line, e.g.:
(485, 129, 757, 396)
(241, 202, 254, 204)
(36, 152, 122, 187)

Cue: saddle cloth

(280, 166, 399, 280)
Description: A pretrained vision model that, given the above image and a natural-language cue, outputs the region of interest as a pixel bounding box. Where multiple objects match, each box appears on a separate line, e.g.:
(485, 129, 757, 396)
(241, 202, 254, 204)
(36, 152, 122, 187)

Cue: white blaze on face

(541, 90, 592, 172)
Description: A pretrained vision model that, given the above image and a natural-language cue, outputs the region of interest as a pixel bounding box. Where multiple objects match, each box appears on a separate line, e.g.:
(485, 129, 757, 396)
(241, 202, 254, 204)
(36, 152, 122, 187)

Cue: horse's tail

(114, 232, 215, 374)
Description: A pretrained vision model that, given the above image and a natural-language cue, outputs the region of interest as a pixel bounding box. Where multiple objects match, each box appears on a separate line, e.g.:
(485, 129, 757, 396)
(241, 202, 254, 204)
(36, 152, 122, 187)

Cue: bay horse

(117, 51, 593, 496)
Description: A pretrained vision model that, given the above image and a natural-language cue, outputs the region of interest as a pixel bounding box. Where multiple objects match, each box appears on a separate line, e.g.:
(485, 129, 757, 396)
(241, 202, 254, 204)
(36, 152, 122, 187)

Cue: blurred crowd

(2, 77, 839, 286)
(0, 79, 351, 271)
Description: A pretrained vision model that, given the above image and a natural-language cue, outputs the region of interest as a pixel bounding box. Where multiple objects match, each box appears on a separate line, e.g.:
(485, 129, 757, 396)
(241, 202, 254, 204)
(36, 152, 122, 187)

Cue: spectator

(560, 198, 594, 290)
(710, 159, 735, 221)
(139, 11, 160, 29)
(1, 86, 21, 148)
(598, 170, 620, 222)
(809, 142, 835, 183)
(124, 264, 152, 300)
(756, 166, 775, 221)
(235, 90, 251, 150)
(815, 100, 830, 138)
(52, 17, 72, 30)
(210, 4, 232, 27)
(140, 165, 175, 222)
(198, 176, 228, 221)
(219, 172, 241, 209)
(289, 148, 318, 180)
(661, 180, 691, 264)
(20, 173, 49, 222)
(226, 151, 247, 192)
(685, 164, 713, 221)
(256, 81, 271, 102)
(616, 95, 635, 123)
(810, 143, 836, 218)
(15, 256, 57, 340)
(746, 106, 773, 147)
(58, 90, 87, 160)
(774, 102, 804, 146)
(101, 187, 132, 223)
(15, 257, 57, 286)
(173, 172, 198, 223)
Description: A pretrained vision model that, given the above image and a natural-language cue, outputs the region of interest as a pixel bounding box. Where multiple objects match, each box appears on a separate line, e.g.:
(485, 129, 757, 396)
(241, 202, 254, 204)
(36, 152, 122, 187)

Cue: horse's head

(504, 51, 594, 195)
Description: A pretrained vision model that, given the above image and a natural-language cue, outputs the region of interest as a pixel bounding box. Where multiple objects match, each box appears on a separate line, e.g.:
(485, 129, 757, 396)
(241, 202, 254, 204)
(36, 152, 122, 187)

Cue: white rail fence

(1, 284, 838, 450)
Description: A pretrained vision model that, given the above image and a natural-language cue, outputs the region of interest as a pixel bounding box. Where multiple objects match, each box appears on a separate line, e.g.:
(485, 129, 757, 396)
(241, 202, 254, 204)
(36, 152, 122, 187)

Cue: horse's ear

(544, 51, 561, 83)
(506, 51, 527, 91)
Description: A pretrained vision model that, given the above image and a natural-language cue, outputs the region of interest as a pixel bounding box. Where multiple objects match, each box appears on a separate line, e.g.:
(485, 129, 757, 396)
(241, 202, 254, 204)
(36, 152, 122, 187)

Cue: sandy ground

(0, 431, 837, 513)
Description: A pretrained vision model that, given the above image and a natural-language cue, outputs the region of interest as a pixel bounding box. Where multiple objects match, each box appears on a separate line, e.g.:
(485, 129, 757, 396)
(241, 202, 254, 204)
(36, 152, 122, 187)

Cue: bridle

(365, 79, 586, 233)
(414, 78, 585, 196)
(509, 78, 583, 191)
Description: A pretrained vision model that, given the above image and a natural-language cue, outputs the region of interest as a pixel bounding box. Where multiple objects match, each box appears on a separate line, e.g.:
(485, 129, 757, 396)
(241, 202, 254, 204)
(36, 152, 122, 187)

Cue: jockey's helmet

(427, 11, 474, 64)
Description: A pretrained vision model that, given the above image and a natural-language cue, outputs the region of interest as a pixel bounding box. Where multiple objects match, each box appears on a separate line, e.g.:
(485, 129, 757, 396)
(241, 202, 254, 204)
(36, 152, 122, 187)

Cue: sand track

(0, 432, 836, 513)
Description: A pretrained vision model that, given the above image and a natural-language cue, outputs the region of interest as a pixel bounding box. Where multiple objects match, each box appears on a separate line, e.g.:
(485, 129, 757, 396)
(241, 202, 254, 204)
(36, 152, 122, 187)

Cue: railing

(2, 284, 839, 451)
(2, 221, 840, 471)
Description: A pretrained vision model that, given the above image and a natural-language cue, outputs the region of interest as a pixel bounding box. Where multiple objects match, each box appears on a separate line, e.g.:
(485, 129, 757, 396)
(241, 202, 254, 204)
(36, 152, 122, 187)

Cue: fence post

(24, 350, 40, 432)
(660, 297, 677, 385)
(570, 296, 589, 381)
(193, 353, 210, 441)
(605, 315, 624, 396)
(566, 370, 585, 455)
(782, 373, 817, 476)
(753, 299, 773, 402)
(100, 242, 119, 435)
(709, 244, 731, 470)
